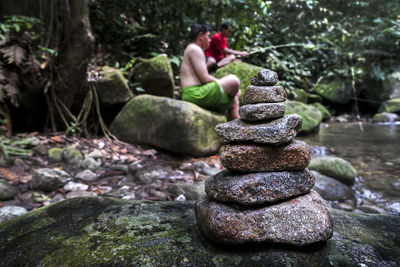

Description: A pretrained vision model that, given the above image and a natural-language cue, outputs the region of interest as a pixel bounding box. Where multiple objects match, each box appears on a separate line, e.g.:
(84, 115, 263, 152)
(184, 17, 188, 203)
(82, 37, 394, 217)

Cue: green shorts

(182, 81, 232, 114)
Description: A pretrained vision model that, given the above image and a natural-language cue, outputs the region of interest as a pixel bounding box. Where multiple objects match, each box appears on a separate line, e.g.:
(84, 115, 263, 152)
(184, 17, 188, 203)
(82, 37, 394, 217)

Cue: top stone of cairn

(251, 69, 278, 86)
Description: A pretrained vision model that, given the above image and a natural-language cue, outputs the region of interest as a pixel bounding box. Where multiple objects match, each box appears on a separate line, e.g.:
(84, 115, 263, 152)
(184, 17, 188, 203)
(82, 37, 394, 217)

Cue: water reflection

(300, 122, 400, 215)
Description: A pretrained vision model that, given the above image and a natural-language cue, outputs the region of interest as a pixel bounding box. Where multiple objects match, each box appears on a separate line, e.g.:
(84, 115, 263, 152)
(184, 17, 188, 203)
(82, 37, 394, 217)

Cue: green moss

(313, 80, 352, 104)
(284, 100, 322, 133)
(214, 61, 262, 104)
(47, 148, 64, 162)
(62, 147, 83, 164)
(287, 88, 308, 103)
(311, 102, 331, 121)
(379, 98, 400, 113)
(309, 156, 357, 185)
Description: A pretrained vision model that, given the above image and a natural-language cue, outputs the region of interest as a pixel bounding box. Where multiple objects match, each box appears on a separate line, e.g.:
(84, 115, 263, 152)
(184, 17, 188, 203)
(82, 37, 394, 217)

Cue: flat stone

(244, 85, 287, 104)
(195, 190, 333, 245)
(251, 69, 278, 86)
(205, 169, 315, 205)
(219, 139, 310, 172)
(239, 103, 286, 121)
(215, 114, 302, 145)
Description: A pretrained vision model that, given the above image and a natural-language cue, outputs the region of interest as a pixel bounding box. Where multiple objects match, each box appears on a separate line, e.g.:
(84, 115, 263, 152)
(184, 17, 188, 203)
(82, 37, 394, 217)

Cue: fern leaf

(0, 44, 26, 66)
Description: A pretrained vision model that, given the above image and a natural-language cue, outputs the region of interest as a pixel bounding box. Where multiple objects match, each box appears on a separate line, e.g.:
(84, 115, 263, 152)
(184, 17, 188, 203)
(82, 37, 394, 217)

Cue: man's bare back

(180, 43, 216, 88)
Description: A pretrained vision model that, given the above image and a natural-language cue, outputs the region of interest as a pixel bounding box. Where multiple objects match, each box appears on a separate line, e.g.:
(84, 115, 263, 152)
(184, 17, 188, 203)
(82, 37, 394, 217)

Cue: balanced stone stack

(194, 69, 333, 246)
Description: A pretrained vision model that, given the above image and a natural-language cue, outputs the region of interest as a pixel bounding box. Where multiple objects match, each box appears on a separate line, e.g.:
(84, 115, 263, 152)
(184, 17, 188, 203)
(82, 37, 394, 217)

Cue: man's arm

(222, 47, 249, 57)
(190, 46, 217, 83)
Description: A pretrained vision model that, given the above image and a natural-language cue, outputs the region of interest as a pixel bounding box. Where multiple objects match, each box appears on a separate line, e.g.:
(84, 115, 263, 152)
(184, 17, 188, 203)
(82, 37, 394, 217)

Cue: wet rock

(180, 161, 220, 176)
(0, 180, 17, 200)
(0, 206, 27, 224)
(219, 139, 310, 172)
(76, 169, 97, 182)
(372, 112, 400, 123)
(79, 157, 102, 170)
(32, 168, 71, 192)
(65, 191, 97, 199)
(284, 100, 323, 133)
(110, 94, 226, 157)
(62, 147, 83, 164)
(244, 85, 287, 104)
(215, 114, 302, 145)
(311, 171, 352, 201)
(87, 149, 103, 159)
(250, 69, 278, 86)
(47, 148, 64, 162)
(167, 181, 205, 201)
(0, 197, 399, 265)
(205, 169, 315, 205)
(309, 156, 357, 185)
(94, 66, 133, 107)
(195, 190, 333, 245)
(50, 193, 65, 203)
(135, 165, 172, 184)
(63, 181, 89, 192)
(239, 103, 286, 121)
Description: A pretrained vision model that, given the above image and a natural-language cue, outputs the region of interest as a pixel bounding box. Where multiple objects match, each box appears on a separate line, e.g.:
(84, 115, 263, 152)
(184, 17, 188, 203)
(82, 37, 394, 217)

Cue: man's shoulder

(211, 32, 222, 40)
(185, 43, 203, 54)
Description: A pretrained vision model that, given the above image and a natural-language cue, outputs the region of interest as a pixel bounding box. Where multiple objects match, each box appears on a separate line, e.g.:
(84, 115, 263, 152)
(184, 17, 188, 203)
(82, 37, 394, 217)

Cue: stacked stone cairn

(195, 69, 333, 246)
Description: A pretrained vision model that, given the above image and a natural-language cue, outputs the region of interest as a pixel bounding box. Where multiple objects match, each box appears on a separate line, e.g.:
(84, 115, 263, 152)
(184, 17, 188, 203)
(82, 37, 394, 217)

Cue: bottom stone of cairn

(195, 190, 333, 245)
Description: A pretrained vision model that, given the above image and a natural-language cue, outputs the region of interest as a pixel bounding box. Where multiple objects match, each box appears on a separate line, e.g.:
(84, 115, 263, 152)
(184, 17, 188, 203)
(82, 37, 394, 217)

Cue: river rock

(250, 69, 278, 86)
(94, 66, 133, 107)
(239, 103, 286, 121)
(76, 169, 97, 182)
(32, 168, 71, 192)
(244, 85, 287, 104)
(219, 139, 310, 172)
(373, 112, 400, 123)
(131, 55, 175, 98)
(213, 61, 262, 104)
(0, 206, 28, 224)
(110, 94, 226, 157)
(195, 190, 333, 245)
(312, 79, 353, 104)
(312, 171, 353, 201)
(62, 147, 83, 164)
(285, 100, 323, 133)
(0, 180, 17, 200)
(0, 197, 399, 266)
(309, 156, 357, 185)
(205, 169, 315, 205)
(47, 148, 64, 162)
(215, 114, 302, 145)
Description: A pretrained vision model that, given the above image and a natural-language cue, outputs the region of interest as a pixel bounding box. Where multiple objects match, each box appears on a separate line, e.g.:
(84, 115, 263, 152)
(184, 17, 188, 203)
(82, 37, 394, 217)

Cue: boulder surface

(1, 197, 399, 266)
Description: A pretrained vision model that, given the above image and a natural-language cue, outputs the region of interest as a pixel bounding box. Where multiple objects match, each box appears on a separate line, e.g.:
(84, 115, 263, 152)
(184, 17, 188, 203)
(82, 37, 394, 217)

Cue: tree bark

(56, 0, 94, 111)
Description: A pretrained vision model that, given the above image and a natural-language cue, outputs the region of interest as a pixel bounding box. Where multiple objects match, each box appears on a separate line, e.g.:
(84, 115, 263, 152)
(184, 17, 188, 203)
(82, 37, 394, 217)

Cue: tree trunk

(56, 0, 94, 111)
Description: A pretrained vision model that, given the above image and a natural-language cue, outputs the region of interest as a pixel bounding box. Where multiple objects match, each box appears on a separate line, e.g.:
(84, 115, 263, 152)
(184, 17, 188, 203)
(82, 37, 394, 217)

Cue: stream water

(300, 122, 400, 215)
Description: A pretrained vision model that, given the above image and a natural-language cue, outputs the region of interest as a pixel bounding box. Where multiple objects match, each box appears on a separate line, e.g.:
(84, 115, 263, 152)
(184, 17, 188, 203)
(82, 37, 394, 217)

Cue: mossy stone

(214, 61, 262, 104)
(308, 93, 323, 103)
(378, 98, 400, 113)
(62, 147, 83, 164)
(308, 156, 357, 185)
(95, 66, 133, 107)
(284, 100, 322, 133)
(47, 148, 64, 162)
(0, 197, 399, 266)
(372, 112, 399, 123)
(287, 88, 308, 103)
(132, 55, 174, 98)
(110, 94, 226, 156)
(312, 102, 332, 121)
(313, 79, 353, 104)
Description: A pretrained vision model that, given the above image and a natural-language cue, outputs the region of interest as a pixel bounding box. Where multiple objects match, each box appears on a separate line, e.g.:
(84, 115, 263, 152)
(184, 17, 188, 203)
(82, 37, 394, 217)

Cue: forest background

(0, 0, 399, 134)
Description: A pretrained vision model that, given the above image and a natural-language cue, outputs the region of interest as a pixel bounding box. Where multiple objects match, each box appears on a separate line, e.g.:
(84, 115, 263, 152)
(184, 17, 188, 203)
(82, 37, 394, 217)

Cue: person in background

(180, 23, 241, 120)
(205, 22, 249, 71)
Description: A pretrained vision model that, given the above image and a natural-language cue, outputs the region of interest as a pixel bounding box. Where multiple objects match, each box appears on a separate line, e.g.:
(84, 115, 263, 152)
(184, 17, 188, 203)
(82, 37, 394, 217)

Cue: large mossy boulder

(312, 102, 332, 121)
(213, 61, 262, 104)
(309, 156, 357, 185)
(284, 100, 323, 133)
(378, 98, 400, 113)
(313, 79, 353, 104)
(132, 55, 174, 98)
(0, 197, 399, 266)
(94, 66, 133, 107)
(287, 88, 308, 103)
(110, 94, 226, 156)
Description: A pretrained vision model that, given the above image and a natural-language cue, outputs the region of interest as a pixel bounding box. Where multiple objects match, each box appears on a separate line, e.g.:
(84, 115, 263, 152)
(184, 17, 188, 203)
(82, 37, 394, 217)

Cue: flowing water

(300, 122, 400, 215)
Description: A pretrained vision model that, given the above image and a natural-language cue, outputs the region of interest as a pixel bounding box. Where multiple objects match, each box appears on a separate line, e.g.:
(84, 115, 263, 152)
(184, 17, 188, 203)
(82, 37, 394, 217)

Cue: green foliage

(0, 136, 31, 159)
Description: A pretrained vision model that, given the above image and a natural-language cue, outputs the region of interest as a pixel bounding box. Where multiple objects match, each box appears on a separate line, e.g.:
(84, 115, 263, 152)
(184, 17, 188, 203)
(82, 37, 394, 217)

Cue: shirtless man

(180, 23, 241, 120)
